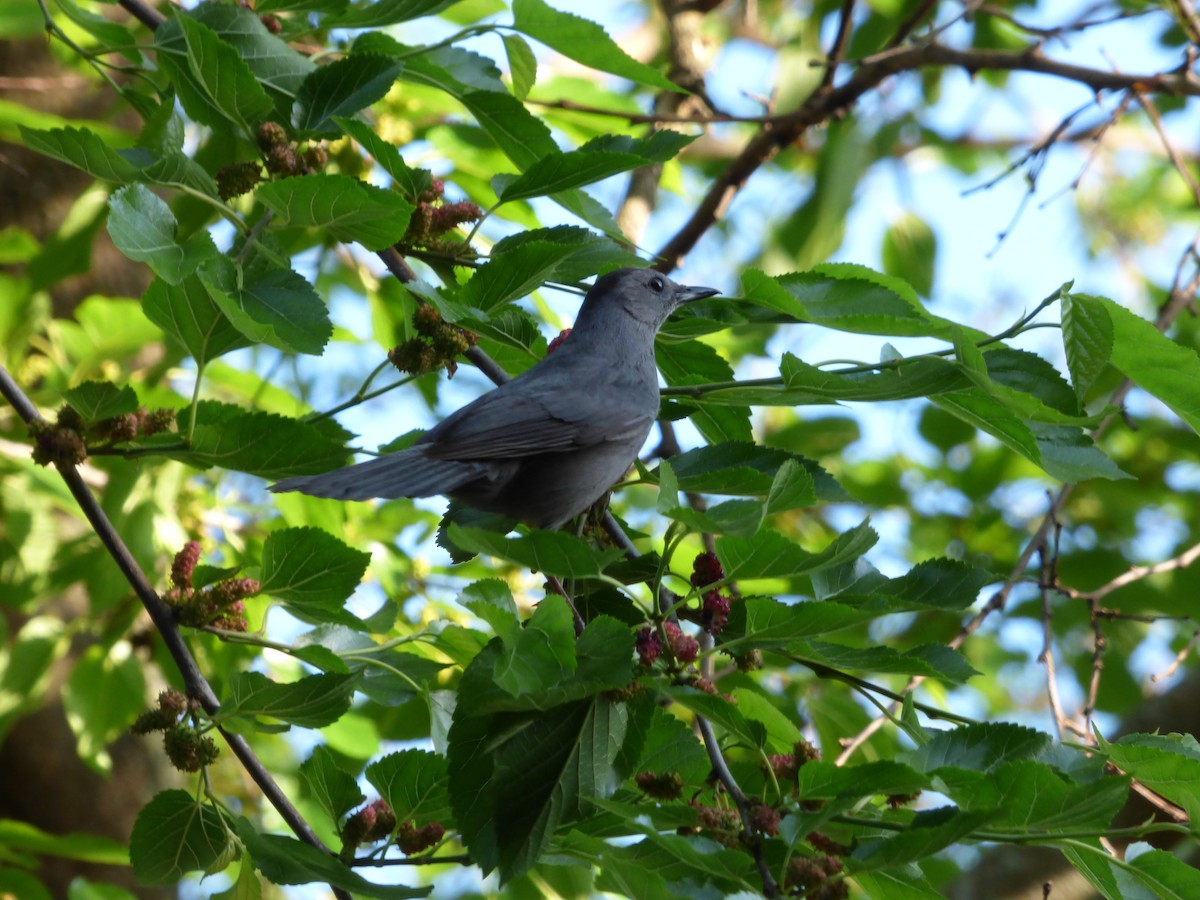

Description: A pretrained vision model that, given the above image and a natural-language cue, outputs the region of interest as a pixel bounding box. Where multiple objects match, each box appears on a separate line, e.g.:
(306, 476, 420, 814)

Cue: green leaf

(1118, 849, 1200, 899)
(255, 174, 414, 251)
(218, 671, 357, 729)
(850, 807, 994, 871)
(655, 339, 753, 444)
(980, 761, 1128, 831)
(449, 686, 629, 880)
(293, 54, 403, 137)
(236, 819, 430, 898)
(258, 527, 372, 625)
(18, 125, 138, 183)
(833, 557, 994, 612)
(728, 596, 879, 650)
(497, 132, 695, 203)
(882, 212, 937, 297)
(650, 441, 843, 501)
(332, 115, 431, 201)
(1084, 293, 1200, 435)
(106, 184, 217, 284)
(60, 381, 138, 422)
(511, 0, 681, 92)
(459, 90, 556, 169)
(299, 745, 365, 826)
(502, 34, 537, 100)
(793, 641, 979, 683)
(142, 275, 251, 367)
(459, 240, 583, 312)
(494, 596, 578, 696)
(1099, 732, 1200, 822)
(1061, 291, 1113, 398)
(663, 685, 761, 748)
(741, 265, 965, 339)
(179, 402, 352, 480)
(366, 749, 452, 825)
(901, 722, 1052, 773)
(779, 351, 968, 403)
(797, 760, 929, 802)
(328, 0, 457, 28)
(716, 520, 878, 581)
(129, 791, 232, 886)
(294, 625, 449, 705)
(198, 258, 333, 355)
(154, 13, 275, 134)
(446, 525, 625, 579)
(187, 2, 316, 105)
(853, 867, 945, 899)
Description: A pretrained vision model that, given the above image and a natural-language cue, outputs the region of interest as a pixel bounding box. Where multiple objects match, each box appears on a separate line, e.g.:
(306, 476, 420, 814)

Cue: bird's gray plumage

(270, 268, 719, 528)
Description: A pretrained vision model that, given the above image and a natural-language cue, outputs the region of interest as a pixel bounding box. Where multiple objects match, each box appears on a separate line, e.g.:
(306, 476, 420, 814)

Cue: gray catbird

(270, 268, 719, 527)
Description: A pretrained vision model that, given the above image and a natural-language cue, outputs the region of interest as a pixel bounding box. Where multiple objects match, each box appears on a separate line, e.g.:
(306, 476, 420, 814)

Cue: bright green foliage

(3, 1, 1200, 899)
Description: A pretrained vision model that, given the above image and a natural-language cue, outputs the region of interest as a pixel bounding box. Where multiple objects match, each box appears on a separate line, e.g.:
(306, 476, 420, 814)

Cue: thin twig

(1038, 541, 1067, 741)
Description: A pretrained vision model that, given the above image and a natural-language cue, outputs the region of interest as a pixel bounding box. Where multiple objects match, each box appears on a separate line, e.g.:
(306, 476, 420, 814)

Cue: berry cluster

(785, 854, 848, 899)
(163, 540, 257, 631)
(689, 551, 732, 636)
(398, 178, 482, 254)
(30, 404, 175, 467)
(339, 799, 445, 861)
(388, 303, 479, 377)
(131, 689, 219, 772)
(214, 121, 328, 201)
(634, 770, 684, 800)
(762, 738, 822, 787)
(340, 799, 396, 860)
(634, 621, 700, 668)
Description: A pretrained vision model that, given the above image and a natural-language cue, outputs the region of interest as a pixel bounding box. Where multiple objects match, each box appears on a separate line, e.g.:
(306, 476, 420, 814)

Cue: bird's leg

(545, 574, 585, 636)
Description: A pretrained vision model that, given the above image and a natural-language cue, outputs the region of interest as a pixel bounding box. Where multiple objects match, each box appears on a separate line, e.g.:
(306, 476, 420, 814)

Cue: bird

(270, 268, 720, 528)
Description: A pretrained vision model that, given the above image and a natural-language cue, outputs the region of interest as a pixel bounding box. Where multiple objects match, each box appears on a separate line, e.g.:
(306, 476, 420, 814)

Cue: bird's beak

(676, 284, 720, 303)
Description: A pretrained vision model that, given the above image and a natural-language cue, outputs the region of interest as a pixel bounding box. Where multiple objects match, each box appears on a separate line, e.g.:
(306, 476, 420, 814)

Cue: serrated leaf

(300, 745, 365, 826)
(366, 750, 451, 825)
(1099, 732, 1200, 822)
(446, 525, 624, 579)
(219, 671, 356, 729)
(797, 760, 929, 802)
(179, 401, 352, 480)
(850, 807, 995, 871)
(502, 34, 537, 100)
(448, 672, 630, 880)
(497, 132, 694, 203)
(793, 641, 979, 683)
(154, 13, 274, 134)
(649, 441, 843, 500)
(256, 174, 414, 251)
(129, 791, 232, 886)
(727, 596, 879, 650)
(143, 275, 251, 367)
(187, 2, 316, 104)
(107, 184, 217, 284)
(293, 54, 403, 137)
(716, 520, 878, 581)
(901, 721, 1052, 773)
(60, 381, 138, 422)
(493, 596, 578, 696)
(512, 0, 681, 92)
(18, 125, 138, 183)
(258, 527, 371, 624)
(1085, 292, 1200, 435)
(328, 0, 457, 28)
(1061, 291, 1113, 398)
(656, 340, 753, 444)
(198, 258, 332, 355)
(459, 240, 582, 311)
(333, 115, 431, 201)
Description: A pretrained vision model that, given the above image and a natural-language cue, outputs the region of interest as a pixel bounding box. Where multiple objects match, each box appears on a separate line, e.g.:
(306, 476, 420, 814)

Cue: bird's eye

(649, 276, 665, 293)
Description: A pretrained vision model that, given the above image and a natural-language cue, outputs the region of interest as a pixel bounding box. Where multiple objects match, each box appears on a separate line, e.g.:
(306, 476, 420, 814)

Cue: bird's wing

(422, 382, 652, 461)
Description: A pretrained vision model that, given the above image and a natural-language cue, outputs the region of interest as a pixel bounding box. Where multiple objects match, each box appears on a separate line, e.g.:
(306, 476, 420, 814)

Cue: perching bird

(270, 268, 719, 528)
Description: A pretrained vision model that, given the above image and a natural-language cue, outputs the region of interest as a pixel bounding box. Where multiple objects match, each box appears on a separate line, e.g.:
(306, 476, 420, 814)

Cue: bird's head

(582, 267, 719, 332)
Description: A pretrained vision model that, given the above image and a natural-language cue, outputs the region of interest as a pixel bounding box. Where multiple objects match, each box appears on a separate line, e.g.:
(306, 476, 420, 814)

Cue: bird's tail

(269, 446, 484, 501)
